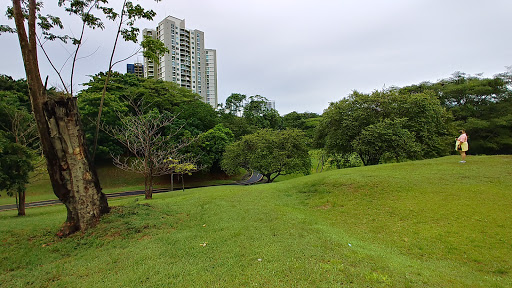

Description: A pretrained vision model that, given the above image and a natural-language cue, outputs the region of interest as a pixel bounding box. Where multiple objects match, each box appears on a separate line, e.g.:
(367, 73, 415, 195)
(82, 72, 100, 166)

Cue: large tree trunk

(44, 97, 109, 235)
(13, 0, 109, 236)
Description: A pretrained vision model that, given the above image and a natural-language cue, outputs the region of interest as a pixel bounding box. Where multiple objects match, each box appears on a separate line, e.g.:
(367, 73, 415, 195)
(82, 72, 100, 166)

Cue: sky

(1, 0, 511, 114)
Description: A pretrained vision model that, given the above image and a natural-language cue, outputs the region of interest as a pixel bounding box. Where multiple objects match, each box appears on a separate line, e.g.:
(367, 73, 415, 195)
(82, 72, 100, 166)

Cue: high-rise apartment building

(127, 63, 144, 78)
(205, 49, 217, 108)
(143, 16, 217, 108)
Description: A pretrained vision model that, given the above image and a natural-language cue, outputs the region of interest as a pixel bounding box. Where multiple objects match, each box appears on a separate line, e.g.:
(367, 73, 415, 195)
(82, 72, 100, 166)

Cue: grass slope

(1, 155, 511, 287)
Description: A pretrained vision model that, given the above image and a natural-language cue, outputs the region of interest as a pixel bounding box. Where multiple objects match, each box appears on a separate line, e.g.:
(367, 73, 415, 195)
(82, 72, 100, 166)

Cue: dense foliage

(398, 71, 512, 154)
(316, 89, 451, 165)
(77, 72, 218, 162)
(218, 93, 291, 138)
(222, 129, 311, 182)
(194, 124, 235, 173)
(0, 132, 34, 199)
(0, 75, 36, 215)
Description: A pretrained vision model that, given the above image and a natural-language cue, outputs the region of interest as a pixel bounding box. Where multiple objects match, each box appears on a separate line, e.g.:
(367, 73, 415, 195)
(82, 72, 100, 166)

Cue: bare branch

(111, 47, 142, 68)
(70, 0, 101, 96)
(101, 99, 198, 198)
(36, 35, 70, 94)
(75, 45, 101, 61)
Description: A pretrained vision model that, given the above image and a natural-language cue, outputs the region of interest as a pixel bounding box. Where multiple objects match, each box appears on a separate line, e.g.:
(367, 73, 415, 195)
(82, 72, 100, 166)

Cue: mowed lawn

(0, 155, 511, 287)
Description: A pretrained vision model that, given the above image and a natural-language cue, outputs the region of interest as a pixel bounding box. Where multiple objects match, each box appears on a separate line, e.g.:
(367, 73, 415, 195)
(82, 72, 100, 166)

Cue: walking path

(0, 172, 263, 212)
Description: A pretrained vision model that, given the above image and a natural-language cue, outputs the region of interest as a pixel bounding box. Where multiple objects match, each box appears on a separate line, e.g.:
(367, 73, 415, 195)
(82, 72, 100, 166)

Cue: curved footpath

(0, 172, 263, 212)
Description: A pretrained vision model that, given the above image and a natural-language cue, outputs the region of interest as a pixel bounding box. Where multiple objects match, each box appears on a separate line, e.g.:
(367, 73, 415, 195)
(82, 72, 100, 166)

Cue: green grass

(1, 155, 511, 287)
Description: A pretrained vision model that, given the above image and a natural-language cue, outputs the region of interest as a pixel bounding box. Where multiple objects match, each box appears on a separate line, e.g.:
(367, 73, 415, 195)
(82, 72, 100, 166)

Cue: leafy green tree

(77, 90, 129, 161)
(80, 72, 200, 111)
(0, 75, 30, 111)
(283, 111, 321, 141)
(0, 132, 34, 216)
(170, 100, 218, 137)
(167, 159, 199, 192)
(352, 119, 421, 165)
(316, 89, 450, 165)
(219, 93, 283, 138)
(0, 75, 42, 215)
(78, 73, 210, 161)
(243, 95, 282, 129)
(225, 93, 246, 116)
(195, 124, 235, 172)
(218, 112, 253, 140)
(222, 129, 311, 183)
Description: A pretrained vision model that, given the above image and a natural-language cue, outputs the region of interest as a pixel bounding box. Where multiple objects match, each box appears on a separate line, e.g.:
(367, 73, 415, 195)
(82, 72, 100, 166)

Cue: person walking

(455, 130, 468, 163)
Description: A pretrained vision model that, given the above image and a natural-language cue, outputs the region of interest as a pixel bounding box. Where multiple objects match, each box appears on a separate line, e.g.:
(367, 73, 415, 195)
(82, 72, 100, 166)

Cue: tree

(222, 129, 311, 183)
(282, 111, 321, 142)
(168, 159, 199, 192)
(243, 95, 282, 129)
(0, 132, 34, 216)
(0, 83, 39, 215)
(78, 72, 213, 161)
(105, 100, 196, 199)
(194, 124, 235, 172)
(92, 3, 168, 158)
(0, 0, 163, 235)
(352, 119, 421, 166)
(5, 0, 109, 235)
(170, 100, 218, 138)
(218, 112, 253, 140)
(77, 88, 129, 161)
(316, 89, 451, 165)
(225, 93, 246, 116)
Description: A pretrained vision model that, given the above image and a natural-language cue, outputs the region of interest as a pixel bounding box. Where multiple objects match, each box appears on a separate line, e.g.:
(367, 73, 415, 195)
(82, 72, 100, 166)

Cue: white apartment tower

(143, 16, 217, 108)
(205, 49, 217, 108)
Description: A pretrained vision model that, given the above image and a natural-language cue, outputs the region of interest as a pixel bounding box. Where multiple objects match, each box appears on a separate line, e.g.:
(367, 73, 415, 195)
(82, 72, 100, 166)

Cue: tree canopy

(222, 129, 311, 182)
(398, 71, 512, 154)
(316, 89, 451, 165)
(78, 72, 217, 161)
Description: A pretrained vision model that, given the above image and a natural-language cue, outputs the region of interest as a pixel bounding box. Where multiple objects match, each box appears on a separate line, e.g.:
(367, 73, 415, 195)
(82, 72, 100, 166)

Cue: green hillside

(1, 155, 511, 287)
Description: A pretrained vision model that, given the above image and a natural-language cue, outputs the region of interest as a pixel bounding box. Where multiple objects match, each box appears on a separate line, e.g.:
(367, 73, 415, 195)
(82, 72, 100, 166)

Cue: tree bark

(44, 97, 109, 235)
(13, 0, 109, 236)
(144, 171, 153, 199)
(17, 188, 26, 216)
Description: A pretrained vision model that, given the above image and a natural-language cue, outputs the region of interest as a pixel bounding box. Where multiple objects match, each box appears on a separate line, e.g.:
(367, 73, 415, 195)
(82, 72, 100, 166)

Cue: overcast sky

(1, 0, 511, 114)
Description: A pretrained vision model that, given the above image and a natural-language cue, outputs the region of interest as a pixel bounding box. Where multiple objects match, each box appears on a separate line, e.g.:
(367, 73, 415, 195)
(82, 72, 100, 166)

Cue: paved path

(0, 172, 264, 212)
(237, 170, 264, 185)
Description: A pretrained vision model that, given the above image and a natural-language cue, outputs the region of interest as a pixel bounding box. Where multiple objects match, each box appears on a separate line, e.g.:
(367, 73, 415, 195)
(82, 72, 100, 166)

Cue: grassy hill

(1, 155, 511, 287)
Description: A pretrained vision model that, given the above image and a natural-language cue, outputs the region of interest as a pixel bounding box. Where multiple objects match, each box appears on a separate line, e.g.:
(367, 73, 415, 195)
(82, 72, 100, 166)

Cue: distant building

(265, 100, 276, 110)
(142, 29, 157, 79)
(127, 63, 144, 78)
(205, 49, 217, 108)
(142, 16, 218, 108)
